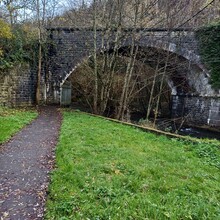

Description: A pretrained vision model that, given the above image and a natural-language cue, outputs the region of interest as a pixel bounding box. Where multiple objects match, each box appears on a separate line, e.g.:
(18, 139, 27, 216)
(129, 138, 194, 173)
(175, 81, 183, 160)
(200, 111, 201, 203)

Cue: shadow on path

(0, 106, 62, 219)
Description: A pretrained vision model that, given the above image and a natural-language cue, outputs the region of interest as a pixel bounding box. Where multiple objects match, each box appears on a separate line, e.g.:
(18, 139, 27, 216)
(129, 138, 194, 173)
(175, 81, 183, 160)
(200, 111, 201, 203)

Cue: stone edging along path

(0, 106, 61, 220)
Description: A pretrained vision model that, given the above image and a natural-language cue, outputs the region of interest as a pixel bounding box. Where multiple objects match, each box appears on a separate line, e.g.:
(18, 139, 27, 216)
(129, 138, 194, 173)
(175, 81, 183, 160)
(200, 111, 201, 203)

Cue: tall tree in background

(31, 0, 59, 104)
(35, 0, 42, 105)
(92, 0, 98, 113)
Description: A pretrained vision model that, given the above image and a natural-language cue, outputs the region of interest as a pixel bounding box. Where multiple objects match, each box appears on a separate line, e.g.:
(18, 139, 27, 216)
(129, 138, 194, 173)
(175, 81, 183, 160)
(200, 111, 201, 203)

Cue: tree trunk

(153, 51, 170, 127)
(36, 41, 42, 105)
(146, 57, 160, 121)
(36, 0, 42, 105)
(93, 0, 98, 114)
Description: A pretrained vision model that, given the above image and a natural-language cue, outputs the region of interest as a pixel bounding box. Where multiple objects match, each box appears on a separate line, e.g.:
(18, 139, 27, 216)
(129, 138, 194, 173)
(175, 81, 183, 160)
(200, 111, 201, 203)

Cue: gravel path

(0, 106, 62, 220)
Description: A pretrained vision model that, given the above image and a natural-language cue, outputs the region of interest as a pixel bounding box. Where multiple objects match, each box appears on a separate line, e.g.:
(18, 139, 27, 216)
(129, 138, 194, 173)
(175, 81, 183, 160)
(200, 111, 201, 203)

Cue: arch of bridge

(47, 28, 209, 96)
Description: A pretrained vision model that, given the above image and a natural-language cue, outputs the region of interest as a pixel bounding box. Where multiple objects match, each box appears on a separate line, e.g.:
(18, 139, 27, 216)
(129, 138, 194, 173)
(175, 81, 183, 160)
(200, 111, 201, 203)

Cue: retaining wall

(0, 64, 36, 107)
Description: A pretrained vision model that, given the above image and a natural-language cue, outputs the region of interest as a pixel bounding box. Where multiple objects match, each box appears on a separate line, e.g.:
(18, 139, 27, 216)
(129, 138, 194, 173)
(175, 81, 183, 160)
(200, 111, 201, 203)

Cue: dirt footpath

(0, 106, 61, 219)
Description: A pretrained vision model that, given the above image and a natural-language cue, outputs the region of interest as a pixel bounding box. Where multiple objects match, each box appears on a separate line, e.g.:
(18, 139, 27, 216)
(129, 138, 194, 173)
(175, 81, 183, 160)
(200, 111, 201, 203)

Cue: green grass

(46, 111, 220, 220)
(0, 107, 37, 144)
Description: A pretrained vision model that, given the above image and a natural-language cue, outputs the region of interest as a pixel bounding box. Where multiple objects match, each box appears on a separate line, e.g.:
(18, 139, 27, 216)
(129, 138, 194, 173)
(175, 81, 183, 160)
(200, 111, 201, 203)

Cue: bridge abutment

(172, 95, 220, 127)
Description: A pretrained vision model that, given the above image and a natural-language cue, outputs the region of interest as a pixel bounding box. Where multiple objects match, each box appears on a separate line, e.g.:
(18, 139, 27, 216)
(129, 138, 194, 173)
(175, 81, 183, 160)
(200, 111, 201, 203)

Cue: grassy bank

(46, 111, 220, 220)
(0, 107, 37, 144)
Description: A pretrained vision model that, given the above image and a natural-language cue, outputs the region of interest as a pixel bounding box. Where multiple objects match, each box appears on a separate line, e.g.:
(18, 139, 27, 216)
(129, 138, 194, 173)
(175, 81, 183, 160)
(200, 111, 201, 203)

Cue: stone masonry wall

(0, 64, 36, 107)
(172, 95, 220, 127)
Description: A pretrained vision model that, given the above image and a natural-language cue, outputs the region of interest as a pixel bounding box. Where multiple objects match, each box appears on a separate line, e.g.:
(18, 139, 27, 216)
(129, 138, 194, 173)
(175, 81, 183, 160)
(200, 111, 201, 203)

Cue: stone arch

(61, 40, 212, 96)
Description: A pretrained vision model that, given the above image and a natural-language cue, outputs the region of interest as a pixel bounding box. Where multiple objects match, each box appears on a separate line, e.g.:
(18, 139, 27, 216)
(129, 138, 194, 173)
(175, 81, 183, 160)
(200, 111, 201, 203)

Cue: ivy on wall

(196, 22, 220, 89)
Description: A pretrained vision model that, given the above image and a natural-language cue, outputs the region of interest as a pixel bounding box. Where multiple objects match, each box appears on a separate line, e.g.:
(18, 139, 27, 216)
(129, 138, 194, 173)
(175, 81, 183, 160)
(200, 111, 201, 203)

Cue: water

(146, 118, 220, 140)
(177, 127, 220, 140)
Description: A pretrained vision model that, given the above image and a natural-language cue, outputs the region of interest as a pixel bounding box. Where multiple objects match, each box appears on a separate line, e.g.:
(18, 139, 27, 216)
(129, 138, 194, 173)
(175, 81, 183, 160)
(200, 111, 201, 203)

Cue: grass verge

(46, 111, 220, 220)
(0, 107, 37, 144)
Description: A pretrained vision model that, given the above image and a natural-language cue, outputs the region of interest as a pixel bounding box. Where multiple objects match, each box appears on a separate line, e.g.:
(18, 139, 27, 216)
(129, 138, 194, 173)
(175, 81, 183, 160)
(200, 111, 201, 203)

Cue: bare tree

(30, 0, 59, 104)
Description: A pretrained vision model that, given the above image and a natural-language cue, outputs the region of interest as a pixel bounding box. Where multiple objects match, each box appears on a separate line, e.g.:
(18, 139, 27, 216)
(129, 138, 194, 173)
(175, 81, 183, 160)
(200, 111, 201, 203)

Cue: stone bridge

(45, 28, 220, 127)
(47, 27, 206, 91)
